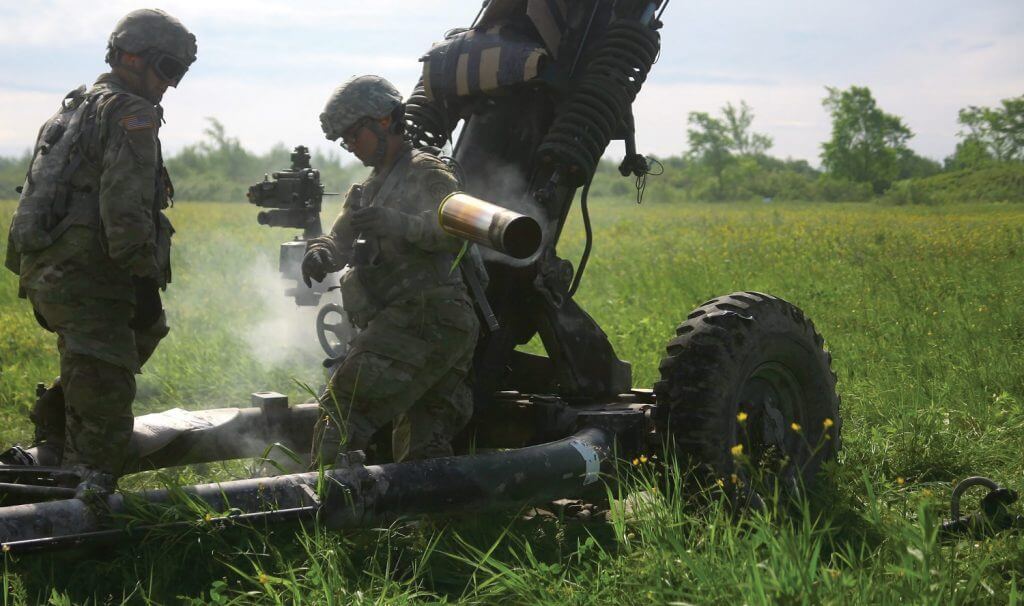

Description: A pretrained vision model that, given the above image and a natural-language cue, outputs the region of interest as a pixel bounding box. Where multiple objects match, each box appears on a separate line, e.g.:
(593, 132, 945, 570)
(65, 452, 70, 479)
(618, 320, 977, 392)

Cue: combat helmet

(320, 75, 404, 141)
(105, 9, 198, 85)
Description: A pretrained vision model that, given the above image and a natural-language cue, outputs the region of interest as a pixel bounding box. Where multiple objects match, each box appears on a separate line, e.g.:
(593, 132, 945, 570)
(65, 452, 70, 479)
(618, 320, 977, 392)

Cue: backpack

(8, 85, 97, 257)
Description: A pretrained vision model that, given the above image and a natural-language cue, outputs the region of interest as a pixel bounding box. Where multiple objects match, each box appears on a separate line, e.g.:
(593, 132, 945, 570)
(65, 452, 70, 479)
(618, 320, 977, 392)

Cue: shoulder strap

(368, 149, 414, 208)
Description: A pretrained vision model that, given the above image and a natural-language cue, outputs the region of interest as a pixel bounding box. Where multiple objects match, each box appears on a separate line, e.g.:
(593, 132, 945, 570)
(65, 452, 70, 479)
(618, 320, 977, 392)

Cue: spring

(404, 78, 453, 149)
(537, 19, 660, 184)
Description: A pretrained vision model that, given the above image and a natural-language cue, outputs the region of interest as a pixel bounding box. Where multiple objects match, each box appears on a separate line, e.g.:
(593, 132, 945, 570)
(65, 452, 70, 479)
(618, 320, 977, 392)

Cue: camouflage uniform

(5, 72, 174, 476)
(309, 144, 478, 463)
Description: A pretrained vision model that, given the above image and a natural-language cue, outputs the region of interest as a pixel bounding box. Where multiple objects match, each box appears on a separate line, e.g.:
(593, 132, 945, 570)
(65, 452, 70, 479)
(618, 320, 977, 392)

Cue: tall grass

(1, 197, 1022, 603)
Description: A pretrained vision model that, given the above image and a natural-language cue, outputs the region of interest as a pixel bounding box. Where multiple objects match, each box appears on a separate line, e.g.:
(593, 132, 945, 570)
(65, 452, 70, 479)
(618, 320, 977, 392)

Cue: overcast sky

(1, 1, 1021, 166)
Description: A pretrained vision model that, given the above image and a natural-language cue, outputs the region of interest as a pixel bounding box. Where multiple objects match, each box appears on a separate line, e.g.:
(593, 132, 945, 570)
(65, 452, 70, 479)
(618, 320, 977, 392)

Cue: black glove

(129, 276, 162, 330)
(301, 247, 332, 287)
(350, 207, 409, 238)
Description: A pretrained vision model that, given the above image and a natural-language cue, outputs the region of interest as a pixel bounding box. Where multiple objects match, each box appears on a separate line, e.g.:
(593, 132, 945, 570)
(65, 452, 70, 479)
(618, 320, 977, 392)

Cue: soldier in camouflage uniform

(1, 10, 197, 498)
(302, 76, 479, 464)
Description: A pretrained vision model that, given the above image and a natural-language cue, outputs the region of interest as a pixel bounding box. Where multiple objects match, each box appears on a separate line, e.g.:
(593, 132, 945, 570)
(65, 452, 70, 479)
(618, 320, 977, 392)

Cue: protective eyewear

(340, 117, 374, 151)
(150, 52, 189, 85)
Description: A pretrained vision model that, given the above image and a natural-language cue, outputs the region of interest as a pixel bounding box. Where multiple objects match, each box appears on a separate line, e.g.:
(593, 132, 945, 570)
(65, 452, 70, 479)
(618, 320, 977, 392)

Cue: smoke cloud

(243, 260, 351, 371)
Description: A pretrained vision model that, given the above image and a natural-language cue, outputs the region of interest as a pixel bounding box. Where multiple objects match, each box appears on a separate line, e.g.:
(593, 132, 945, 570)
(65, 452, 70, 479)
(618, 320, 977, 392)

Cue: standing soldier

(302, 75, 479, 464)
(1, 10, 197, 500)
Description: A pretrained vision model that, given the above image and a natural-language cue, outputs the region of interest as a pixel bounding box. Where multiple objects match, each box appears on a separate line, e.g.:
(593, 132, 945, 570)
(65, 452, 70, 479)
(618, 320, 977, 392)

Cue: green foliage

(590, 154, 875, 203)
(685, 100, 775, 198)
(686, 110, 733, 194)
(897, 150, 943, 180)
(957, 94, 1024, 162)
(0, 153, 30, 201)
(722, 100, 774, 156)
(890, 163, 1024, 204)
(821, 85, 914, 194)
(945, 138, 996, 171)
(881, 179, 938, 206)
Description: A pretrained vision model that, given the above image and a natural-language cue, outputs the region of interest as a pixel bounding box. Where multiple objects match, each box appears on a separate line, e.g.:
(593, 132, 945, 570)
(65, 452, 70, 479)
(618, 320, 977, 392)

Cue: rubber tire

(653, 291, 841, 492)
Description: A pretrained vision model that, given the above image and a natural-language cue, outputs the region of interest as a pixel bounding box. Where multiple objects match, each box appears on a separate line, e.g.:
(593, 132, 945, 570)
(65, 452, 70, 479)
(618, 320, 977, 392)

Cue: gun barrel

(438, 192, 541, 259)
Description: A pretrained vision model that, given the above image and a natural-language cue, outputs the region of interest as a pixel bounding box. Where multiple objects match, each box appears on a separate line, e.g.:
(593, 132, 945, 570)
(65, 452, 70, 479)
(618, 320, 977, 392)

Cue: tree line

(1, 89, 1021, 204)
(629, 87, 1022, 204)
(0, 118, 365, 203)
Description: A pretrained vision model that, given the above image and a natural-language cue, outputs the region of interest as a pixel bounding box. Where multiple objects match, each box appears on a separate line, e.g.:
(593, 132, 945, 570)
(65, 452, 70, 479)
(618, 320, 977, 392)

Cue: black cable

(635, 157, 663, 205)
(567, 180, 593, 297)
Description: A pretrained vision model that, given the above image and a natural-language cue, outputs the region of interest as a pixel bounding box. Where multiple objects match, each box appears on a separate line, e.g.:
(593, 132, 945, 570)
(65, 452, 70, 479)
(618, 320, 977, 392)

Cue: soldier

(302, 75, 479, 464)
(1, 10, 197, 500)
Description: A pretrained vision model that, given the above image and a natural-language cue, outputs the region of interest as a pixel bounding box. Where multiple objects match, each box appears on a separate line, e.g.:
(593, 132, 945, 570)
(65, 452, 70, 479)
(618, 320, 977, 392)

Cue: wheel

(653, 291, 840, 497)
(316, 303, 351, 359)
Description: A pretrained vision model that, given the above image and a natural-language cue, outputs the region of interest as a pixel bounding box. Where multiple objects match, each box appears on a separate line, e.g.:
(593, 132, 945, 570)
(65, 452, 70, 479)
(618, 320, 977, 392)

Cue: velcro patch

(121, 114, 155, 131)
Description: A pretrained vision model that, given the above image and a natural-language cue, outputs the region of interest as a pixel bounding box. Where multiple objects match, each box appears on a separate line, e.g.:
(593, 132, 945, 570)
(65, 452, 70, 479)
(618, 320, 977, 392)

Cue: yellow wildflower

(730, 474, 739, 484)
(791, 422, 802, 432)
(896, 477, 905, 486)
(2, 544, 9, 553)
(736, 411, 748, 423)
(258, 572, 269, 585)
(822, 418, 834, 429)
(730, 444, 744, 457)
(639, 455, 648, 464)
(716, 478, 725, 487)
(631, 458, 639, 466)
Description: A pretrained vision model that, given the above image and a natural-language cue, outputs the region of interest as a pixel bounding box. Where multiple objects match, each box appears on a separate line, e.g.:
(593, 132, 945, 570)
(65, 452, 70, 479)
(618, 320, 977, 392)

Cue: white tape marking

(569, 439, 600, 485)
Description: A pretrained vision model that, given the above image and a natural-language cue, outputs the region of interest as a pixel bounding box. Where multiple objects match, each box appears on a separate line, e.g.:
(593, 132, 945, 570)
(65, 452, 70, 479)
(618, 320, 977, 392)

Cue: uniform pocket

(355, 326, 430, 369)
(435, 299, 477, 333)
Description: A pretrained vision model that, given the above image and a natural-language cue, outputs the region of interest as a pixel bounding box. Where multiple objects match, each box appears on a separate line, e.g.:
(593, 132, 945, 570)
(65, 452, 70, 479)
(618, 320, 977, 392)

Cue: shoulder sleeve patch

(121, 114, 155, 131)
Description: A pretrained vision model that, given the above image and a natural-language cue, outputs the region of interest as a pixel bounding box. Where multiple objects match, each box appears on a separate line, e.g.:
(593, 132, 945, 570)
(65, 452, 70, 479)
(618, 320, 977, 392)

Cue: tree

(956, 95, 1024, 162)
(897, 150, 942, 180)
(821, 86, 913, 194)
(722, 101, 773, 156)
(686, 111, 732, 194)
(687, 101, 774, 196)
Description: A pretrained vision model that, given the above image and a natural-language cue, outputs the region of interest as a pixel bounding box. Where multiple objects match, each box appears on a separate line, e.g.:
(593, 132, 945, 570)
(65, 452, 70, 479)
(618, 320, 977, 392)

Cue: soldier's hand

(301, 248, 332, 287)
(351, 207, 408, 238)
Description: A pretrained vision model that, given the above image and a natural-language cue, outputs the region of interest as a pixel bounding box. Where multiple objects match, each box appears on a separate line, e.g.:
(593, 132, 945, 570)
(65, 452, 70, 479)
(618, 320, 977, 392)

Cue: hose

(404, 78, 454, 149)
(537, 18, 661, 185)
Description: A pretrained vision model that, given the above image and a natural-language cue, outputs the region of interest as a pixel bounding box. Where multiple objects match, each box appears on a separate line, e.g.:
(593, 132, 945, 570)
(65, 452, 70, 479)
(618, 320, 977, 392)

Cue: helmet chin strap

(366, 120, 389, 167)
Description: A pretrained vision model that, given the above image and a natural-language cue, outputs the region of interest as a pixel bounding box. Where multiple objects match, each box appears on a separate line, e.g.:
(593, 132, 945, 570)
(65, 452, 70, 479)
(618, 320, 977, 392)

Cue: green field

(1, 197, 1023, 604)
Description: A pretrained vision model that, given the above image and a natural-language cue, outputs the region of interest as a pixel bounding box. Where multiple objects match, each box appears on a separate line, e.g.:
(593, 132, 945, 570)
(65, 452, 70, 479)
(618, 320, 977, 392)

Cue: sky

(0, 0, 1021, 166)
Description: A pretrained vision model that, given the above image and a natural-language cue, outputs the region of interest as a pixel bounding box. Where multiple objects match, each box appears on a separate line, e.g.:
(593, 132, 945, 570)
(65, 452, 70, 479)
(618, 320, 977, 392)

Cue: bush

(814, 176, 873, 202)
(907, 164, 1024, 204)
(881, 180, 938, 206)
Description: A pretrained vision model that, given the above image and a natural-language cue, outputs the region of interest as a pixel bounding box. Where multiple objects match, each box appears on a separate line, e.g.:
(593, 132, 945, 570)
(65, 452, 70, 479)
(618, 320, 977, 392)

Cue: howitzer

(1, 0, 844, 552)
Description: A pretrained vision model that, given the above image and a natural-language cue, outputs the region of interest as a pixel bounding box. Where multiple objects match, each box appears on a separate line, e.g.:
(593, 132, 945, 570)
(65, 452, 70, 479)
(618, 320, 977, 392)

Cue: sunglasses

(149, 52, 189, 85)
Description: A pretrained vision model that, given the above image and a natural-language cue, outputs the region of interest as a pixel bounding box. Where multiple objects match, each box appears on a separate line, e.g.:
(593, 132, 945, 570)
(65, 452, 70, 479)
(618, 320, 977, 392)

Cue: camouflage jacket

(10, 72, 173, 304)
(311, 144, 466, 322)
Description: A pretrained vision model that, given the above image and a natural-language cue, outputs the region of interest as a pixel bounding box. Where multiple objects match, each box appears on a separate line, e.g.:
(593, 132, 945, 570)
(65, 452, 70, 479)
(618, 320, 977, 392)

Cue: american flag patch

(121, 114, 155, 131)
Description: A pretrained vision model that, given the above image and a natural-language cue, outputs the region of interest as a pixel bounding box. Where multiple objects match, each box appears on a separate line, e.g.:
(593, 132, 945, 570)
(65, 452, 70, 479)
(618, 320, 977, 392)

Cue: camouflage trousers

(315, 294, 478, 464)
(28, 294, 168, 476)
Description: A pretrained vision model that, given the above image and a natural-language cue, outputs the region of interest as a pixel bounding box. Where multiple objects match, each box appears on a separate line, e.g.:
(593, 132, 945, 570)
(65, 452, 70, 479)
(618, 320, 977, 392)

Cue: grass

(1, 196, 1023, 603)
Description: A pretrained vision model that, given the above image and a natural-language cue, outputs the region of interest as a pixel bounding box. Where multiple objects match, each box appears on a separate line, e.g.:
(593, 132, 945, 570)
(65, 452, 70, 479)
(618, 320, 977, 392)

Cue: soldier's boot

(28, 378, 65, 466)
(311, 412, 374, 469)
